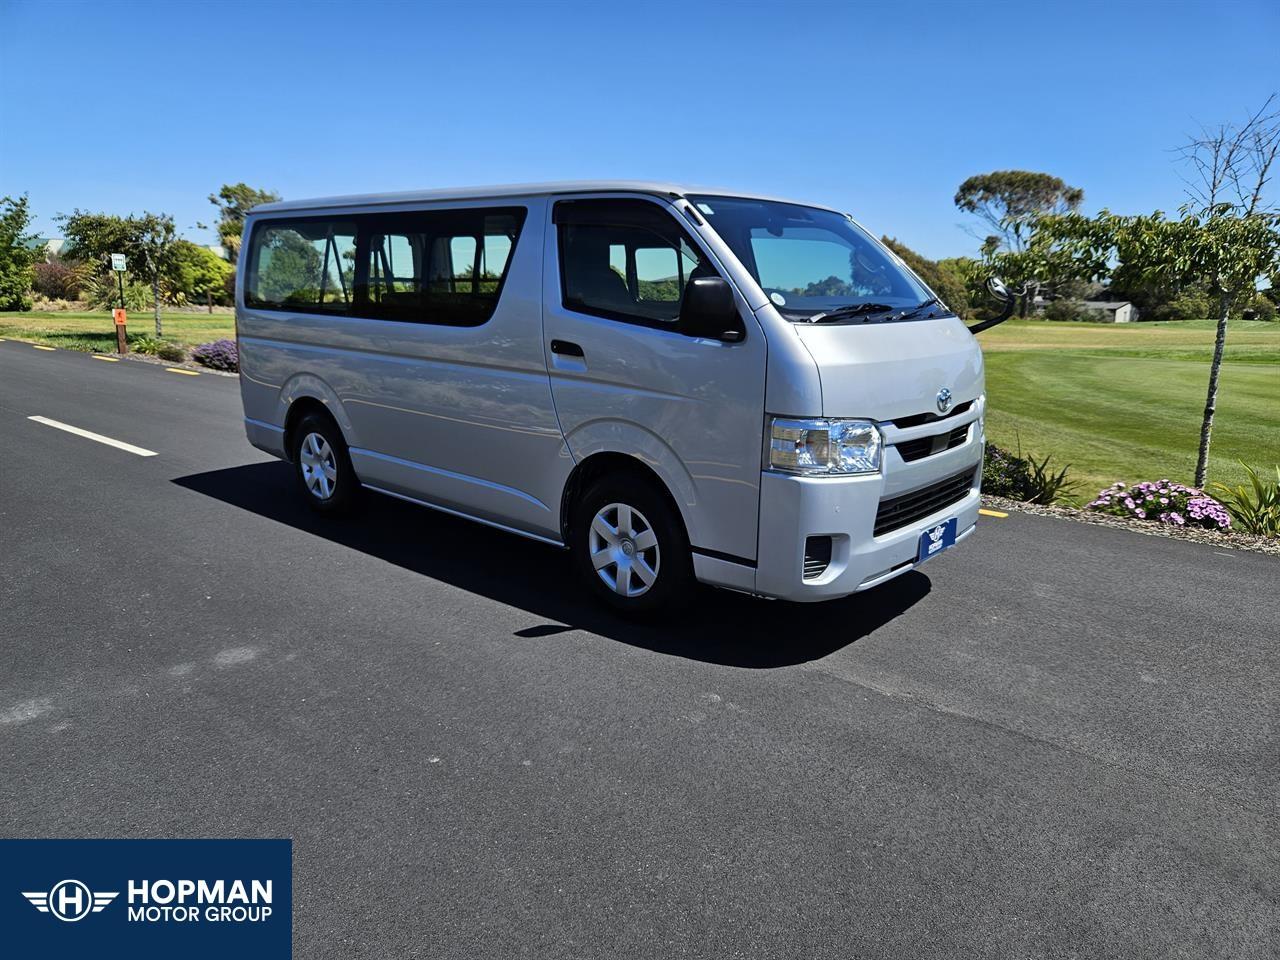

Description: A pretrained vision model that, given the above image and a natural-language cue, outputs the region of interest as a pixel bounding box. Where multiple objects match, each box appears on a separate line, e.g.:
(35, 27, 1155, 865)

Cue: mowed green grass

(0, 311, 234, 351)
(976, 318, 1279, 495)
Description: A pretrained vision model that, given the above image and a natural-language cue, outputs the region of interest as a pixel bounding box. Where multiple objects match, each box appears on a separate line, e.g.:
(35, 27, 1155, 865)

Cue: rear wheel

(290, 412, 358, 514)
(572, 474, 693, 616)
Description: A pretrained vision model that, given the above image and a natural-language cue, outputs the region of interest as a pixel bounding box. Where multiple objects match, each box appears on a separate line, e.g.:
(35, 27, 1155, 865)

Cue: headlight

(768, 417, 882, 475)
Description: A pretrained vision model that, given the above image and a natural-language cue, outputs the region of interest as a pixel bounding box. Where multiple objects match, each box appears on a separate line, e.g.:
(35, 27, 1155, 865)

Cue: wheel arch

(560, 451, 692, 548)
(283, 396, 343, 462)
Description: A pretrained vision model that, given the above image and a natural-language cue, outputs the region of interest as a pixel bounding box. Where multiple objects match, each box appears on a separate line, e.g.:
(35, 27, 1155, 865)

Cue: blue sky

(2, 0, 1276, 260)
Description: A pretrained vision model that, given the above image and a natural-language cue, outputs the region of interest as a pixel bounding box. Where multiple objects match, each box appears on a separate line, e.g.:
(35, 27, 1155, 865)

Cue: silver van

(236, 182, 995, 614)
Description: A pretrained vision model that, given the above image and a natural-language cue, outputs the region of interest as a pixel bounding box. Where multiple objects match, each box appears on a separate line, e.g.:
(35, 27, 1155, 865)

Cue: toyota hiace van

(237, 182, 1000, 614)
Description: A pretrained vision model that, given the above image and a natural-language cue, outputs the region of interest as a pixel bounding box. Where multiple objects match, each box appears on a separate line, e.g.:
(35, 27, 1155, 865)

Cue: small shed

(1080, 300, 1138, 323)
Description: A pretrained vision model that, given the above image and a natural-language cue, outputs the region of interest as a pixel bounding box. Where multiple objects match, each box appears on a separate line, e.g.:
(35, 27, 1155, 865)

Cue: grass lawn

(0, 310, 234, 352)
(976, 318, 1280, 496)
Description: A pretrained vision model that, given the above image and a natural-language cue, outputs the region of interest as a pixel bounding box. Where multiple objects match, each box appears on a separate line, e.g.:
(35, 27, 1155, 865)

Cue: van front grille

(895, 424, 970, 462)
(874, 468, 976, 537)
(890, 400, 973, 430)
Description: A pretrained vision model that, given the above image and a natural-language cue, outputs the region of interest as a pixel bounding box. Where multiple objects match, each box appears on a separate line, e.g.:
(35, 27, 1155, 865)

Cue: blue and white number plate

(917, 517, 958, 564)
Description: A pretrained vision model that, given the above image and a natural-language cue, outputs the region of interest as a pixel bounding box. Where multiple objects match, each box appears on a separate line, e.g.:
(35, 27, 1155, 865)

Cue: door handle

(550, 340, 584, 358)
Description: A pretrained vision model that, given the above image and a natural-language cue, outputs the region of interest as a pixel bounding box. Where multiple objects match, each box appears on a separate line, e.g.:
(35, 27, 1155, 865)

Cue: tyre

(290, 411, 358, 514)
(571, 473, 693, 617)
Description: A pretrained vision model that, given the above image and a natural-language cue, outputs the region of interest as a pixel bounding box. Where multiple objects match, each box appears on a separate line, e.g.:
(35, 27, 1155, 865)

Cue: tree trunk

(207, 290, 213, 314)
(152, 277, 163, 338)
(1018, 281, 1039, 318)
(1194, 294, 1230, 487)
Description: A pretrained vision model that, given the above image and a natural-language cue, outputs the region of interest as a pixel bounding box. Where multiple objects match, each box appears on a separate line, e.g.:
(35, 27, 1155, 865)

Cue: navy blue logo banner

(0, 839, 291, 959)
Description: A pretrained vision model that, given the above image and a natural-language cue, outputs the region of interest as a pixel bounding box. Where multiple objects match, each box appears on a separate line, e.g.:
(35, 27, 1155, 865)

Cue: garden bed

(982, 494, 1280, 556)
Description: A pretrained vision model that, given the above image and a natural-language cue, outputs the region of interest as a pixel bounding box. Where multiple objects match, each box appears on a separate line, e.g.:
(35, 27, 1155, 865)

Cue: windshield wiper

(889, 297, 949, 322)
(805, 303, 897, 323)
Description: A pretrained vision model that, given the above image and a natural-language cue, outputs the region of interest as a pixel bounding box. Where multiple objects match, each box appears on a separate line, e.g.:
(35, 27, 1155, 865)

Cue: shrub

(982, 442, 1077, 505)
(1242, 294, 1277, 322)
(33, 258, 82, 300)
(983, 443, 1031, 498)
(130, 335, 185, 361)
(1210, 464, 1280, 537)
(191, 339, 238, 372)
(84, 271, 149, 311)
(1151, 290, 1213, 322)
(1087, 480, 1231, 531)
(1041, 299, 1091, 323)
(1025, 451, 1079, 505)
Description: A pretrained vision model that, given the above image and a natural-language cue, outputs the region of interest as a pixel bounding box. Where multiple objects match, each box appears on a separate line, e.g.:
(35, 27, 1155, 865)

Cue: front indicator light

(768, 418, 882, 475)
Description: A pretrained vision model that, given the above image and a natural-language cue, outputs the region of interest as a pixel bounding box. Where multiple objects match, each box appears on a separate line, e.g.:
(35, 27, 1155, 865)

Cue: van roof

(250, 180, 841, 214)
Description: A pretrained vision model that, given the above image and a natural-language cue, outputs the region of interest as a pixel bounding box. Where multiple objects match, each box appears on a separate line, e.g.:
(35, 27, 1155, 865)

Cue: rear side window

(555, 199, 709, 329)
(245, 207, 526, 325)
(364, 208, 525, 324)
(247, 220, 358, 313)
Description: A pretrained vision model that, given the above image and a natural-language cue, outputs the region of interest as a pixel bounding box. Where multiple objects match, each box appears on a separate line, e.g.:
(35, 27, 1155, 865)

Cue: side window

(247, 219, 358, 313)
(363, 207, 526, 325)
(555, 199, 711, 329)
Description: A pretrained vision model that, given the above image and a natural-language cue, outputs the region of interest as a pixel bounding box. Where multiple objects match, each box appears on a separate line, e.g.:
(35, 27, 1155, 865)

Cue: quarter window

(555, 199, 711, 329)
(247, 220, 358, 313)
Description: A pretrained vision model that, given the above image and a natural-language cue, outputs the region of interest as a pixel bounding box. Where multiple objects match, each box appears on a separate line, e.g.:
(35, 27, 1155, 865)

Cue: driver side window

(556, 199, 708, 330)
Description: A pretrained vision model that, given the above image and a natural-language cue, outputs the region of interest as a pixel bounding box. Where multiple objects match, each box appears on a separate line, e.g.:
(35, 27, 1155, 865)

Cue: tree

(57, 210, 178, 336)
(880, 236, 971, 319)
(1035, 207, 1280, 486)
(1175, 97, 1279, 485)
(955, 171, 1084, 253)
(0, 195, 41, 311)
(956, 171, 1085, 316)
(171, 240, 234, 311)
(209, 183, 280, 262)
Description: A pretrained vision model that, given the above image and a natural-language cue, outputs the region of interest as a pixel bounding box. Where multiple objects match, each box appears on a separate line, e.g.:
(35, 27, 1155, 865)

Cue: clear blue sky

(2, 0, 1276, 260)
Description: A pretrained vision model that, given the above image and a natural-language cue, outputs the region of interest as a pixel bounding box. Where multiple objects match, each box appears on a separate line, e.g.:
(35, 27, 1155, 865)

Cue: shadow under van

(172, 462, 931, 669)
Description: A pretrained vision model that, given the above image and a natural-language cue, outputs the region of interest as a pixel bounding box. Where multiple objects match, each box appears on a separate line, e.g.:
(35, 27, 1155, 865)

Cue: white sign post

(110, 254, 128, 354)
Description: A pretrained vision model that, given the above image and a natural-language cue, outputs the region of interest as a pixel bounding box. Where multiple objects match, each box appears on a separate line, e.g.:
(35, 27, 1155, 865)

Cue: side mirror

(967, 275, 1019, 335)
(681, 276, 743, 341)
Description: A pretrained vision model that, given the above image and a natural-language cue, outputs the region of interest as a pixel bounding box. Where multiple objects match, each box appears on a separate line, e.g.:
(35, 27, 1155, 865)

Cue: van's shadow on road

(174, 462, 930, 668)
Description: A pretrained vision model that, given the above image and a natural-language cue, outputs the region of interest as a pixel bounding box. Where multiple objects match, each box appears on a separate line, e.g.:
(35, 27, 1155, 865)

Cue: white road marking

(27, 416, 157, 457)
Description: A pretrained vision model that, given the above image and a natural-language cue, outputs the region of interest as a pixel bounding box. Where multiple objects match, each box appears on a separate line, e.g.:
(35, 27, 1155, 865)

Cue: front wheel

(571, 475, 693, 617)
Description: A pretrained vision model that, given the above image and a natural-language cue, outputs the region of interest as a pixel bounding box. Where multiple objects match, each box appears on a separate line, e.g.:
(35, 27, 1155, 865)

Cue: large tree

(956, 171, 1085, 316)
(209, 183, 280, 262)
(57, 210, 178, 336)
(955, 170, 1084, 253)
(0, 195, 40, 311)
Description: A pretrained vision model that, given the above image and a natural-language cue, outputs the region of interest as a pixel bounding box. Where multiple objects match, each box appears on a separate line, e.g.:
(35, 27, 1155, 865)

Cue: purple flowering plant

(1088, 479, 1231, 531)
(191, 339, 239, 372)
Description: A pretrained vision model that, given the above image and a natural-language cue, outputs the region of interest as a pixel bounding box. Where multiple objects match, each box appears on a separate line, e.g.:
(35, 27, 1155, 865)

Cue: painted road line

(32, 345, 56, 351)
(165, 368, 200, 376)
(27, 416, 158, 457)
(92, 355, 120, 362)
(979, 508, 1009, 518)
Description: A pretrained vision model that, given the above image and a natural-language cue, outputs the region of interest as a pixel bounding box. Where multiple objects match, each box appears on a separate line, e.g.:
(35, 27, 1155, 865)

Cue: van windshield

(688, 196, 942, 322)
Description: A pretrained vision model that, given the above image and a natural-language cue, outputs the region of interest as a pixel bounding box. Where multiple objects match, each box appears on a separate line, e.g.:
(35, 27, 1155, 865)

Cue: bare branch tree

(1179, 94, 1279, 215)
(1174, 95, 1280, 486)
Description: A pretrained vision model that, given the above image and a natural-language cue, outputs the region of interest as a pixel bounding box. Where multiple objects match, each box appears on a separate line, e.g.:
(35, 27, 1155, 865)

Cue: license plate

(917, 517, 958, 564)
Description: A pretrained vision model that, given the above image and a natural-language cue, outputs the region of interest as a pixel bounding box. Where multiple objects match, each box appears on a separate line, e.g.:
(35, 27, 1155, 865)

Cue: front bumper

(753, 444, 983, 602)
